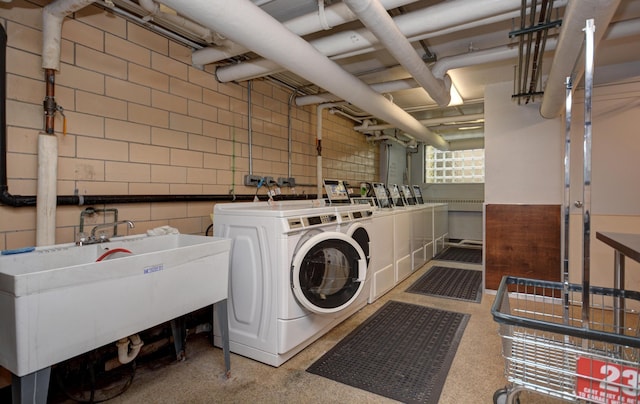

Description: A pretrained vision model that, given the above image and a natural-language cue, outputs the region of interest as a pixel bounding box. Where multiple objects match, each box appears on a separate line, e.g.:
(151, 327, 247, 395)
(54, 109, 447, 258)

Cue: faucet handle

(76, 232, 87, 246)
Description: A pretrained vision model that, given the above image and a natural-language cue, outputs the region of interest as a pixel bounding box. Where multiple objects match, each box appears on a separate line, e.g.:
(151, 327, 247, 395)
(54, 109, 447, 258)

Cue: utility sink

(0, 234, 231, 377)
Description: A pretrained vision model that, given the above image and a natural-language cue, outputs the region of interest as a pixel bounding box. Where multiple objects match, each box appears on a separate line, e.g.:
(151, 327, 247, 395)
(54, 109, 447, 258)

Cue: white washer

(367, 206, 395, 302)
(433, 203, 449, 256)
(213, 200, 370, 367)
(393, 204, 413, 283)
(365, 183, 396, 302)
(411, 201, 440, 271)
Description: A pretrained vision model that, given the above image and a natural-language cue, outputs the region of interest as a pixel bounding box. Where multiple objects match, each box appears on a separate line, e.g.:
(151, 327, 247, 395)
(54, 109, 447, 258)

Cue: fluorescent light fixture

(448, 83, 463, 106)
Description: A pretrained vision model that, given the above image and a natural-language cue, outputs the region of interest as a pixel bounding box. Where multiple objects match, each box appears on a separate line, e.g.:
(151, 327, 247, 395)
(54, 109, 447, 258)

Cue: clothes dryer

(213, 200, 370, 367)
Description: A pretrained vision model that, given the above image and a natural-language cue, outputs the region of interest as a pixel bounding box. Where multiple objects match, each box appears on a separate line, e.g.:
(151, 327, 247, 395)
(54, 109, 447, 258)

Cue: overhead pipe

(215, 0, 567, 83)
(296, 16, 638, 109)
(354, 113, 485, 132)
(343, 0, 451, 107)
(540, 0, 621, 118)
(296, 78, 417, 106)
(158, 0, 449, 150)
(191, 0, 416, 66)
(137, 0, 215, 44)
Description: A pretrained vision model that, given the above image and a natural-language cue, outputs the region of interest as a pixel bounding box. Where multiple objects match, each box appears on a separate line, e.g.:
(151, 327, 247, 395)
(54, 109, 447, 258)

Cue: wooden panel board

(485, 204, 561, 290)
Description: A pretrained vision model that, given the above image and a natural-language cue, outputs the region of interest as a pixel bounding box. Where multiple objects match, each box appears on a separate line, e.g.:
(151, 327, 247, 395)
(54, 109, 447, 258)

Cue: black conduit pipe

(0, 24, 315, 207)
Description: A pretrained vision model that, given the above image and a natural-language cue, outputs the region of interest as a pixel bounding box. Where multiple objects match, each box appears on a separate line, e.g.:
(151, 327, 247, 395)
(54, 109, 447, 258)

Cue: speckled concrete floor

(101, 260, 563, 404)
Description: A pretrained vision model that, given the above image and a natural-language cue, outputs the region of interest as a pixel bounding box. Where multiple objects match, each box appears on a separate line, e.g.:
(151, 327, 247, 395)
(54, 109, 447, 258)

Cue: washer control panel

(287, 214, 337, 230)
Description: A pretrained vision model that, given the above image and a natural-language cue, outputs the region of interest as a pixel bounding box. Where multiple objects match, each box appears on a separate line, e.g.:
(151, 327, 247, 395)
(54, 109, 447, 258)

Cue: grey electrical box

(244, 174, 262, 187)
(277, 177, 296, 187)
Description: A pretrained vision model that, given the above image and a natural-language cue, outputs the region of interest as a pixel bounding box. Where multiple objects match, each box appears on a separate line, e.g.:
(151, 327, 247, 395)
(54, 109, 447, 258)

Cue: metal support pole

(581, 18, 595, 328)
(563, 76, 572, 323)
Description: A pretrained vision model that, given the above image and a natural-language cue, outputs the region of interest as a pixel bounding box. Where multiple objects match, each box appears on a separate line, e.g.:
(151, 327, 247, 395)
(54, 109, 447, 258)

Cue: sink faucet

(89, 220, 135, 243)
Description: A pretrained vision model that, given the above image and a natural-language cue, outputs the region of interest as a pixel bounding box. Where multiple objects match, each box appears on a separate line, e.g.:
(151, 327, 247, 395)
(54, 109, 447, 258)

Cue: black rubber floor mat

(406, 266, 483, 303)
(307, 301, 469, 404)
(434, 246, 482, 264)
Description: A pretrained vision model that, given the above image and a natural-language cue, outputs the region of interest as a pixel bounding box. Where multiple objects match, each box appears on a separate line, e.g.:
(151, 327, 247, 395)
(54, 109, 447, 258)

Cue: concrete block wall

(0, 1, 379, 249)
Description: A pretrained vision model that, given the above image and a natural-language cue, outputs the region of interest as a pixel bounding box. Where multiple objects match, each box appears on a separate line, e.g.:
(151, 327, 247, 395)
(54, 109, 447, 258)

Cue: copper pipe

(43, 68, 56, 134)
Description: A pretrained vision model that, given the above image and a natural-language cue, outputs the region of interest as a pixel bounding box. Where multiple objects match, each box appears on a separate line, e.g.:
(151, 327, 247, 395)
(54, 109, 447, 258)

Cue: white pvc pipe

(343, 0, 450, 107)
(116, 334, 144, 364)
(42, 0, 96, 70)
(158, 0, 449, 150)
(540, 0, 621, 118)
(215, 0, 540, 83)
(36, 133, 57, 246)
(191, 0, 415, 66)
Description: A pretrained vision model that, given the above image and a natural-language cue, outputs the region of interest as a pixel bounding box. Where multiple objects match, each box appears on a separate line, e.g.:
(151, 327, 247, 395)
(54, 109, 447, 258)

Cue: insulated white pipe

(36, 134, 57, 246)
(39, 0, 95, 246)
(191, 0, 415, 66)
(343, 0, 451, 106)
(158, 0, 449, 150)
(215, 0, 551, 83)
(296, 78, 417, 106)
(42, 0, 96, 70)
(296, 16, 638, 108)
(540, 0, 621, 118)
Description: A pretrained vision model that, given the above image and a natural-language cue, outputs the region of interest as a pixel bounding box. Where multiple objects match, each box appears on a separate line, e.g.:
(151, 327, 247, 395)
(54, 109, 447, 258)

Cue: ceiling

(107, 0, 640, 148)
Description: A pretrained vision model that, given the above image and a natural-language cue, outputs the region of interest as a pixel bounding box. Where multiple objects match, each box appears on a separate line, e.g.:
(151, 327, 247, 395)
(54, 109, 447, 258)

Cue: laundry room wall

(567, 78, 640, 289)
(484, 78, 640, 289)
(0, 1, 378, 250)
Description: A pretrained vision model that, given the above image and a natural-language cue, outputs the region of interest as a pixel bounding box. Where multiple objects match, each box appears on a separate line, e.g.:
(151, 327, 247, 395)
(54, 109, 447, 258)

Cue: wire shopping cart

(491, 276, 640, 403)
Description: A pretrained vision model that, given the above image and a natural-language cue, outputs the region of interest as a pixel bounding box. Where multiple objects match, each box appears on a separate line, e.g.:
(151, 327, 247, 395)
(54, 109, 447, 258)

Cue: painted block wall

(485, 79, 640, 289)
(0, 1, 378, 249)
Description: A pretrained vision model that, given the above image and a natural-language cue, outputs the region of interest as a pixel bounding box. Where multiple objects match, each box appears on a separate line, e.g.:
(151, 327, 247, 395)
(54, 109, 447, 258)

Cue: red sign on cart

(576, 357, 640, 404)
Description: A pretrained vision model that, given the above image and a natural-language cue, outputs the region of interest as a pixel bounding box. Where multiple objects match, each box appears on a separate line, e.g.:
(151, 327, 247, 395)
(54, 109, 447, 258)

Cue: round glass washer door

(291, 232, 367, 314)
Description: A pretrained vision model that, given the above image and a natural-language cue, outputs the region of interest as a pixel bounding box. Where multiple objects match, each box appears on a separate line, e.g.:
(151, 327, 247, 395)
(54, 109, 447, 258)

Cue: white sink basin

(0, 234, 231, 377)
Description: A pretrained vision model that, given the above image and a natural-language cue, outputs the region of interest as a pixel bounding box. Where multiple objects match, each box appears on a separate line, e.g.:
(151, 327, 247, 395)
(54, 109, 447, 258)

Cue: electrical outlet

(244, 174, 263, 187)
(263, 176, 276, 186)
(277, 177, 296, 187)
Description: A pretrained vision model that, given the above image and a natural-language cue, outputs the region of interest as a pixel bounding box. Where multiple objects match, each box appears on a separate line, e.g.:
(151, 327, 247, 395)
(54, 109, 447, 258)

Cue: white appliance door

(291, 232, 367, 314)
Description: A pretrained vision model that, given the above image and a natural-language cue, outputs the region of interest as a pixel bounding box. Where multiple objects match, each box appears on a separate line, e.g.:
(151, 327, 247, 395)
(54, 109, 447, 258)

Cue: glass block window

(425, 146, 484, 183)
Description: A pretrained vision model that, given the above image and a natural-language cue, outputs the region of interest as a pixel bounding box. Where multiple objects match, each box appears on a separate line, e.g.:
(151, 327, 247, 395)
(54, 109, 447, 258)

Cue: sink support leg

(170, 317, 187, 361)
(215, 300, 231, 376)
(11, 367, 51, 404)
